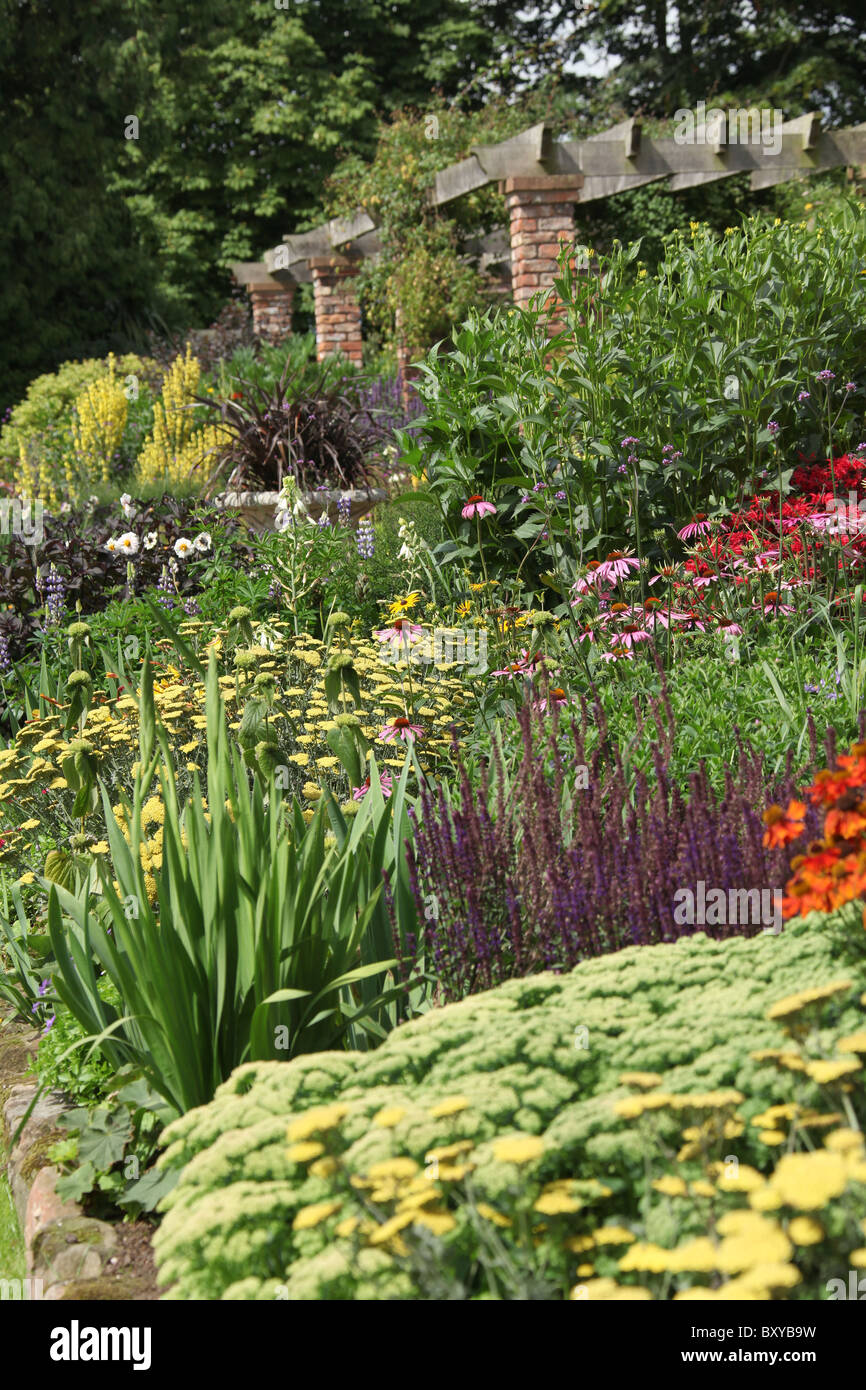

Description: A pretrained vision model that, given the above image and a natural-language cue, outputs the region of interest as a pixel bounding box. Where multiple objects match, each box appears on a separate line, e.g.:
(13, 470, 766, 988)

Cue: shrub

(152, 917, 864, 1299)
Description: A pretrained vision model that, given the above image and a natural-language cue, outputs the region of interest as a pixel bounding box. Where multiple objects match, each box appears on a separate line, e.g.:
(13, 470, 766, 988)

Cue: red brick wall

(503, 176, 584, 328)
(249, 284, 295, 344)
(310, 257, 363, 364)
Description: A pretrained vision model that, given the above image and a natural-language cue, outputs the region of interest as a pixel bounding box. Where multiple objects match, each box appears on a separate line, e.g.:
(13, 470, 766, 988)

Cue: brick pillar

(503, 176, 584, 328)
(249, 283, 295, 344)
(310, 256, 363, 365)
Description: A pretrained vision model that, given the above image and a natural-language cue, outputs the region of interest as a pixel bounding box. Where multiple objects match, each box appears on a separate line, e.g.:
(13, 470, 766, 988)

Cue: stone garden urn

(214, 486, 388, 535)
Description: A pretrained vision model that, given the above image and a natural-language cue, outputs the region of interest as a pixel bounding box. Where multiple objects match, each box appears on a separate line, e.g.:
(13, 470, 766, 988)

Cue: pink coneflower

(715, 618, 743, 636)
(672, 609, 709, 632)
(677, 514, 712, 542)
(613, 623, 652, 649)
(374, 618, 425, 650)
(353, 771, 394, 801)
(758, 591, 795, 617)
(462, 495, 497, 520)
(532, 685, 570, 713)
(600, 645, 635, 662)
(595, 551, 640, 584)
(493, 648, 546, 676)
(379, 717, 424, 743)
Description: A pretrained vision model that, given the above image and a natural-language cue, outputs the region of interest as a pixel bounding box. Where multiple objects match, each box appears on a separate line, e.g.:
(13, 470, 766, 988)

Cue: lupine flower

(677, 515, 712, 541)
(353, 771, 394, 801)
(379, 717, 424, 743)
(0, 633, 11, 674)
(461, 496, 497, 520)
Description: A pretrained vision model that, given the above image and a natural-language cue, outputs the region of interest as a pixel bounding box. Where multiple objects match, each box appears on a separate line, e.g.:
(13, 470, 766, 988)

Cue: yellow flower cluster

(70, 353, 127, 494)
(137, 346, 228, 488)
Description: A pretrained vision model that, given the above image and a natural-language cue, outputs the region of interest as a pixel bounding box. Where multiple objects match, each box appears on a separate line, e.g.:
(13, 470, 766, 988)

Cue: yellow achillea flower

(592, 1227, 636, 1246)
(712, 1163, 765, 1193)
(334, 1216, 361, 1239)
(837, 1031, 866, 1054)
(286, 1141, 325, 1163)
(617, 1243, 672, 1274)
(368, 1211, 415, 1245)
(429, 1095, 470, 1118)
(804, 1058, 861, 1084)
(293, 1199, 342, 1231)
(690, 1180, 716, 1198)
(534, 1190, 583, 1215)
(766, 980, 852, 1022)
(788, 1216, 824, 1245)
(412, 1210, 456, 1237)
(491, 1135, 545, 1165)
(613, 1092, 677, 1119)
(575, 1278, 651, 1300)
(425, 1141, 473, 1162)
(366, 1157, 420, 1182)
(619, 1071, 662, 1089)
(287, 1104, 350, 1142)
(824, 1128, 864, 1156)
(665, 1238, 719, 1273)
(652, 1175, 688, 1197)
(372, 1106, 406, 1129)
(309, 1157, 339, 1179)
(766, 1151, 849, 1209)
(476, 1203, 511, 1228)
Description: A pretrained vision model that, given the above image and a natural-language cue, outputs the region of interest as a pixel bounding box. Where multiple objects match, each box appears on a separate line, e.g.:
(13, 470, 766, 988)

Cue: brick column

(249, 283, 295, 345)
(503, 176, 584, 327)
(310, 256, 363, 365)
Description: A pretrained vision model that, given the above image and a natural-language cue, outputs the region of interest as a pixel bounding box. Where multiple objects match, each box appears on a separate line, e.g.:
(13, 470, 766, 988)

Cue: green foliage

(152, 917, 863, 1299)
(44, 653, 417, 1115)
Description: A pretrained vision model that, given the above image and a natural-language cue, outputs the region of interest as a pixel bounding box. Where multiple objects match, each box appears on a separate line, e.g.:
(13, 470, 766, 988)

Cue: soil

(59, 1218, 160, 1301)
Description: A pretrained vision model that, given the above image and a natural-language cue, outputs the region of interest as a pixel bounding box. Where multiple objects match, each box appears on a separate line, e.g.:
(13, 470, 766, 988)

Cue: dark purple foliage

(404, 689, 834, 1002)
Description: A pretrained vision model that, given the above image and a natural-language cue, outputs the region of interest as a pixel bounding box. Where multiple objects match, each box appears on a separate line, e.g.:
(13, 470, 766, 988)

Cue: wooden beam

(431, 122, 552, 206)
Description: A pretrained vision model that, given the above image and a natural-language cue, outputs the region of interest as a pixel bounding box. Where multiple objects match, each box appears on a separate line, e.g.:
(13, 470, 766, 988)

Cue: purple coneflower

(677, 514, 712, 541)
(379, 717, 424, 743)
(374, 618, 424, 650)
(354, 771, 394, 800)
(595, 551, 640, 584)
(461, 495, 497, 520)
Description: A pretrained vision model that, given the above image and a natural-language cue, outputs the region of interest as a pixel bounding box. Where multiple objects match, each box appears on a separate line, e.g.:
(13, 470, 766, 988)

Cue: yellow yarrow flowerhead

(618, 1242, 673, 1274)
(766, 980, 852, 1023)
(292, 1199, 343, 1231)
(534, 1190, 583, 1215)
(476, 1203, 511, 1228)
(491, 1135, 545, 1165)
(824, 1128, 865, 1156)
(788, 1216, 824, 1245)
(286, 1141, 325, 1163)
(286, 1103, 350, 1142)
(592, 1226, 636, 1247)
(837, 1031, 866, 1054)
(572, 1278, 651, 1301)
(372, 1106, 406, 1129)
(429, 1095, 470, 1118)
(652, 1175, 688, 1197)
(365, 1157, 420, 1182)
(766, 1151, 849, 1209)
(804, 1057, 862, 1084)
(619, 1071, 662, 1089)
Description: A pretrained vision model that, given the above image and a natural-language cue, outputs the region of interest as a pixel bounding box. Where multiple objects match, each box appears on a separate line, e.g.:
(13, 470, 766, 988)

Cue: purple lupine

(356, 515, 375, 559)
(0, 633, 11, 674)
(44, 564, 65, 624)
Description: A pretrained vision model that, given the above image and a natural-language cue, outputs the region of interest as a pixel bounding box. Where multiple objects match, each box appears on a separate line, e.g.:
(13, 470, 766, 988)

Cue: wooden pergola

(232, 112, 866, 363)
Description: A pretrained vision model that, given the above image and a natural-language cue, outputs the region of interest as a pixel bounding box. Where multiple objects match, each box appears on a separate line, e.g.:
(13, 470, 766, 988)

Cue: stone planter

(214, 487, 388, 535)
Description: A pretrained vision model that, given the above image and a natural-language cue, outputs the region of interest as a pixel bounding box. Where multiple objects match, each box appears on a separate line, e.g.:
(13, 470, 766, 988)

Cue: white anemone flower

(173, 537, 194, 559)
(193, 532, 212, 552)
(105, 537, 118, 553)
(143, 531, 158, 550)
(119, 492, 136, 520)
(117, 532, 140, 555)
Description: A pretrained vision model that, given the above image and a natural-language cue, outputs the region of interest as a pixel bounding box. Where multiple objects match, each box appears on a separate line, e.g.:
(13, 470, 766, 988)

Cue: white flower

(120, 492, 136, 520)
(105, 537, 118, 553)
(173, 537, 194, 559)
(117, 532, 139, 555)
(143, 531, 158, 550)
(193, 532, 212, 552)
